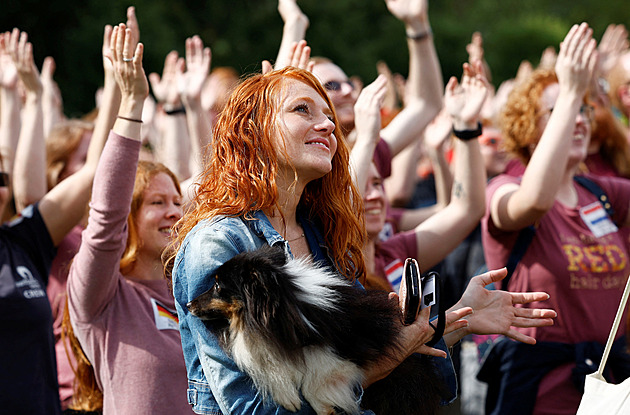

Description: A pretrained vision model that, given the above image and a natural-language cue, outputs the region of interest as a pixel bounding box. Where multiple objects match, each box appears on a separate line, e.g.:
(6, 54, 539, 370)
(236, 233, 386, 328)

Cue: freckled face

(536, 83, 592, 164)
(134, 173, 183, 258)
(364, 164, 387, 240)
(274, 79, 338, 185)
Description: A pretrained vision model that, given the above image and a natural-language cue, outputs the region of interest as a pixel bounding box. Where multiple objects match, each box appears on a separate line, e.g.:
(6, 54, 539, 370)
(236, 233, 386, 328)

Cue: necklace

(286, 233, 305, 242)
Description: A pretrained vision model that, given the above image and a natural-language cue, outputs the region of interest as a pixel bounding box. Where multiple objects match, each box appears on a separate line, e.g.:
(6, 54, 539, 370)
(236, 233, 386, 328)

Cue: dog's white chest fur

(231, 331, 364, 414)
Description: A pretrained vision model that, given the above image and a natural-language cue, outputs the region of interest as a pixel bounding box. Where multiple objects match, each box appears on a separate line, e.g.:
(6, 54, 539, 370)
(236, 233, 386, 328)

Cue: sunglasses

(0, 173, 8, 187)
(323, 80, 355, 92)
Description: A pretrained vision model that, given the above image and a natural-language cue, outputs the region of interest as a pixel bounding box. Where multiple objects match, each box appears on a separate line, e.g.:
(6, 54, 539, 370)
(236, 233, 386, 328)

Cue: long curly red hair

(500, 69, 559, 165)
(166, 67, 366, 281)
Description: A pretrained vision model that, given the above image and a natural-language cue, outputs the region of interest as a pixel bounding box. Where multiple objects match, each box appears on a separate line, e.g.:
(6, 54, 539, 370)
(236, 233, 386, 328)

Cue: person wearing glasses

(273, 0, 442, 188)
(480, 23, 630, 415)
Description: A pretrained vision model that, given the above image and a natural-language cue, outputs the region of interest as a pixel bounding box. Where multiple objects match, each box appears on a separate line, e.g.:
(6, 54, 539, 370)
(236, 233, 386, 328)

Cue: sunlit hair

(61, 160, 181, 411)
(607, 53, 630, 116)
(202, 66, 240, 113)
(166, 67, 366, 282)
(590, 104, 630, 178)
(120, 160, 181, 275)
(46, 119, 94, 190)
(500, 69, 559, 164)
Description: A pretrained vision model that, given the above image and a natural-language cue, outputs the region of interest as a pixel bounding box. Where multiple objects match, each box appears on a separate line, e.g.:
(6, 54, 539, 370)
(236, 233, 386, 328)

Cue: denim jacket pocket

(187, 380, 223, 415)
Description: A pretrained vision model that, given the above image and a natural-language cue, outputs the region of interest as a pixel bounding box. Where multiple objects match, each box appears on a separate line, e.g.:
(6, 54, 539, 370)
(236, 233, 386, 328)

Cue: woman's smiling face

(274, 79, 338, 185)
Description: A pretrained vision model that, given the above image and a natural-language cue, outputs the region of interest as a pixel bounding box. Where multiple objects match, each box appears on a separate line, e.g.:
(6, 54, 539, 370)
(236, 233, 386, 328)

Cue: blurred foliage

(2, 0, 629, 117)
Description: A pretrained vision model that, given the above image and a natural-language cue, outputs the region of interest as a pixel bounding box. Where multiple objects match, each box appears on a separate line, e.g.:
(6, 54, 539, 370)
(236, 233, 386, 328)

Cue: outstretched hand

(385, 0, 428, 27)
(9, 29, 42, 96)
(109, 23, 148, 102)
(181, 35, 212, 104)
(444, 61, 489, 128)
(450, 268, 557, 345)
(0, 32, 18, 89)
(148, 51, 184, 106)
(353, 74, 387, 146)
(555, 23, 598, 98)
(423, 108, 453, 151)
(598, 23, 629, 77)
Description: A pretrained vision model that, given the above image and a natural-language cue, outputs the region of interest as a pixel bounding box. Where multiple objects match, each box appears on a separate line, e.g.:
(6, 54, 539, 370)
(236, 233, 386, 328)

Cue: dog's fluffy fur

(187, 245, 447, 415)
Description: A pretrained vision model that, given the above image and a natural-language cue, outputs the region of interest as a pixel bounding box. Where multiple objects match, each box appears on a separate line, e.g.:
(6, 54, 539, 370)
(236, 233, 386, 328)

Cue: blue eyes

(294, 104, 334, 124)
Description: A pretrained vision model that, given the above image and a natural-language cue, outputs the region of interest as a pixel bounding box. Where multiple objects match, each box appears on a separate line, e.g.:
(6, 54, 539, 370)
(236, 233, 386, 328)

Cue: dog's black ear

(264, 244, 288, 267)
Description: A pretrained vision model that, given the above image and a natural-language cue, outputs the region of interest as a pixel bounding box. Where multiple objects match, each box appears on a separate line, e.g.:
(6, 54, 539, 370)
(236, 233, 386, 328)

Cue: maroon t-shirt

(483, 173, 630, 414)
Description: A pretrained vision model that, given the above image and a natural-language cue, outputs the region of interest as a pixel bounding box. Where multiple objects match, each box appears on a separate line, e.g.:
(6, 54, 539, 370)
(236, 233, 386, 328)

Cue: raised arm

(394, 109, 454, 230)
(0, 32, 21, 177)
(380, 0, 444, 156)
(40, 57, 64, 139)
(38, 23, 123, 246)
(68, 23, 147, 320)
(10, 30, 46, 212)
(149, 51, 190, 180)
(413, 62, 488, 269)
(349, 74, 388, 194)
(490, 23, 598, 232)
(181, 35, 212, 178)
(274, 0, 309, 70)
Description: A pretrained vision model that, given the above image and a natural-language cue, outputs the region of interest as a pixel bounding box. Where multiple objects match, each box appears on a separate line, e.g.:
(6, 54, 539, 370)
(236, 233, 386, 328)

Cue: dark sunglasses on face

(323, 80, 355, 92)
(0, 172, 9, 187)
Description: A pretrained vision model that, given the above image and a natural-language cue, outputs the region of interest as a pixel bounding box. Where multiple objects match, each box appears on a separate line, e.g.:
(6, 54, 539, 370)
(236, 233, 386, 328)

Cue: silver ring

(122, 57, 133, 62)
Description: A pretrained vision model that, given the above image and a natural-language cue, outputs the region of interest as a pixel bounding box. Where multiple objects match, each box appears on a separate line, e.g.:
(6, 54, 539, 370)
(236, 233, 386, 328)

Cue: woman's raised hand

(555, 23, 598, 98)
(444, 61, 489, 129)
(109, 23, 148, 103)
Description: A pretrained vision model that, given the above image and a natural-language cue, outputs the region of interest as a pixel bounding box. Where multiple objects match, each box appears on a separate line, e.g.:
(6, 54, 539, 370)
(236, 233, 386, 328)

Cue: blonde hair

(46, 120, 94, 190)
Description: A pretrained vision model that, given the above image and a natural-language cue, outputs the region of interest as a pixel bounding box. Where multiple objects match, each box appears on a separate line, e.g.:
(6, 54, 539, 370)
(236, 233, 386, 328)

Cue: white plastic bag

(576, 276, 630, 414)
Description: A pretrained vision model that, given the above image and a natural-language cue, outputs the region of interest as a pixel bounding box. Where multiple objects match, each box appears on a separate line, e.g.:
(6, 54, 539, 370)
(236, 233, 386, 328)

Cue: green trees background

(2, 0, 629, 117)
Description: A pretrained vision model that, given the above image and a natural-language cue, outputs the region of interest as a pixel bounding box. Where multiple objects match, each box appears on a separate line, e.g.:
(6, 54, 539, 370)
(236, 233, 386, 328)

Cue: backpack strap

(573, 175, 616, 224)
(501, 175, 613, 290)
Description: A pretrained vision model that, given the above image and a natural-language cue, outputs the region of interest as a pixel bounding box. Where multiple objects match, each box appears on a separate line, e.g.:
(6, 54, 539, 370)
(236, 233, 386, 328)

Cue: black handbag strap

(502, 176, 613, 290)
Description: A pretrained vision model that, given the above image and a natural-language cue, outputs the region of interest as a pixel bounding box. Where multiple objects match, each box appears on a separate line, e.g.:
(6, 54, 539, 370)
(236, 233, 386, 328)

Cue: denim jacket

(173, 211, 455, 414)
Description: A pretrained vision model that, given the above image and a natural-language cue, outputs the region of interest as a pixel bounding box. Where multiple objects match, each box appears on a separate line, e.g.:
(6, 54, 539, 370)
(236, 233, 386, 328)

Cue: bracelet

(164, 106, 186, 115)
(453, 122, 482, 141)
(117, 115, 143, 123)
(406, 29, 432, 41)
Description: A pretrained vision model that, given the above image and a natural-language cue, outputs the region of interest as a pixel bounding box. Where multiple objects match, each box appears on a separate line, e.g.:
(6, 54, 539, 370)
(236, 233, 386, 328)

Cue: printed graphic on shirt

(15, 265, 46, 299)
(385, 259, 404, 291)
(379, 222, 395, 242)
(579, 202, 618, 237)
(561, 233, 628, 291)
(151, 298, 179, 330)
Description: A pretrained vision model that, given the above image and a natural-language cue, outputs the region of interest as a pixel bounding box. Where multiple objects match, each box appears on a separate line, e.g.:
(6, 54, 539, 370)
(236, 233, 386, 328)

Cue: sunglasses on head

(323, 80, 354, 92)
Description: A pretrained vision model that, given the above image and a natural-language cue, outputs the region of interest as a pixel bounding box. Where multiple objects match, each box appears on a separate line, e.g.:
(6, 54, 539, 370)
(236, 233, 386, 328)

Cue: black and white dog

(187, 245, 447, 415)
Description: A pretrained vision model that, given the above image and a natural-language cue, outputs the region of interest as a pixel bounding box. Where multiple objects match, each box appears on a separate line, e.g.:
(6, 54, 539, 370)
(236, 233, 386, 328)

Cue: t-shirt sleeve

(373, 138, 392, 180)
(2, 204, 56, 283)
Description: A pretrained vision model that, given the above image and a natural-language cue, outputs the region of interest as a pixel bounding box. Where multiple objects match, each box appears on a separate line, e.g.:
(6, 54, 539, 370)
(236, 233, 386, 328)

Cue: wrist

(405, 20, 430, 37)
(453, 122, 482, 141)
(117, 98, 144, 120)
(406, 27, 432, 42)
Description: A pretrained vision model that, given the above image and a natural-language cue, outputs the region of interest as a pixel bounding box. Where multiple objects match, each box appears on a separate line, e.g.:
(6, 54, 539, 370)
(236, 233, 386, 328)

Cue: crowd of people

(1, 1, 630, 414)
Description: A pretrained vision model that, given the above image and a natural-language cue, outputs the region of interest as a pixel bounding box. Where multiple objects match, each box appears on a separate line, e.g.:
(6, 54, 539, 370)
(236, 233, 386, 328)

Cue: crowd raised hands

(3, 1, 630, 414)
